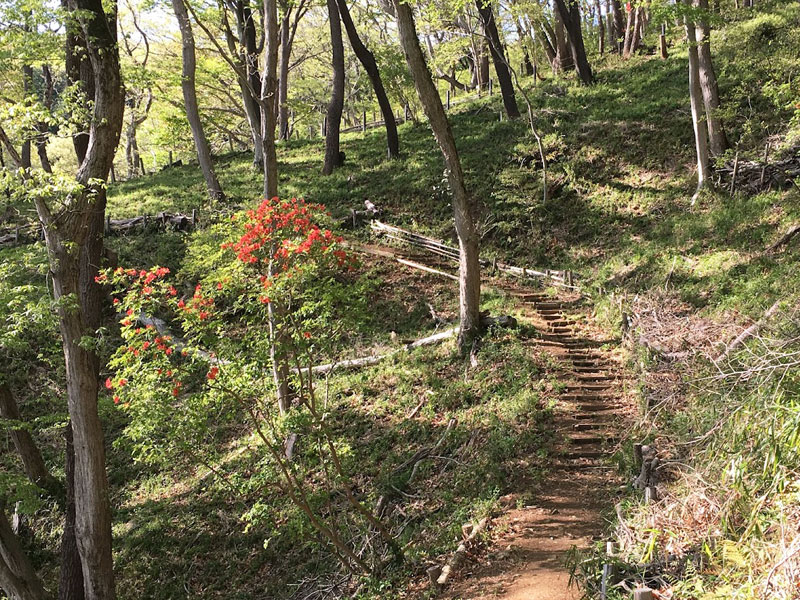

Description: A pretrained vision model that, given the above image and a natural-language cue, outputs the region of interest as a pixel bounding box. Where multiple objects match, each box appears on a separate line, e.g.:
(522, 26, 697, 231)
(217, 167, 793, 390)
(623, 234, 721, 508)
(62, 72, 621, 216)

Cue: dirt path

(445, 289, 626, 599)
(358, 241, 626, 599)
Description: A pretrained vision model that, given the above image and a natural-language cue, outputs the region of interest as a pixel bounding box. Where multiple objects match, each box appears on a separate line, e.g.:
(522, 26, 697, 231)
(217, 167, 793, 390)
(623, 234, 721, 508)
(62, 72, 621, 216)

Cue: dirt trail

(359, 241, 626, 599)
(445, 289, 626, 600)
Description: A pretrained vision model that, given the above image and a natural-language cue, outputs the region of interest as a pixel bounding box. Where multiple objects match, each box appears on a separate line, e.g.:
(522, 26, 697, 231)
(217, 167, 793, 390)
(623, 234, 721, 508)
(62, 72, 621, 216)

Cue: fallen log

(767, 223, 800, 253)
(312, 327, 459, 375)
(436, 516, 490, 587)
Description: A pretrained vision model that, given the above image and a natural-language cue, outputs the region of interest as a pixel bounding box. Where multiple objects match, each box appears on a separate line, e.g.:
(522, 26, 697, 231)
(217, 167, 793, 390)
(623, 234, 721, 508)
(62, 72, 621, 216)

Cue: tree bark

(336, 0, 399, 157)
(171, 0, 225, 201)
(278, 9, 292, 141)
(475, 0, 520, 118)
(260, 0, 280, 197)
(0, 504, 47, 600)
(58, 424, 85, 600)
(391, 0, 481, 353)
(38, 0, 125, 597)
(695, 0, 728, 156)
(0, 382, 61, 498)
(684, 1, 709, 200)
(610, 0, 624, 52)
(595, 0, 605, 54)
(552, 9, 573, 72)
(553, 0, 594, 84)
(322, 0, 345, 174)
(231, 0, 264, 164)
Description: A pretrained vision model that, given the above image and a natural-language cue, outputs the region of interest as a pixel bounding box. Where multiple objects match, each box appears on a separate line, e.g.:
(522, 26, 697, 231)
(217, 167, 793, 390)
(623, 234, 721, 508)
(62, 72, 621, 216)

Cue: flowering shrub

(102, 198, 359, 463)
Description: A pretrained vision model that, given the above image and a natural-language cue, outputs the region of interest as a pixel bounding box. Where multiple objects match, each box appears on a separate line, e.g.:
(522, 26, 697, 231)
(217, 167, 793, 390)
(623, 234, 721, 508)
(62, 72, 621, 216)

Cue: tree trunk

(322, 0, 345, 174)
(479, 41, 490, 88)
(538, 21, 558, 69)
(684, 2, 709, 200)
(336, 0, 399, 158)
(278, 10, 292, 141)
(475, 0, 520, 118)
(554, 0, 594, 84)
(125, 111, 140, 178)
(595, 0, 605, 54)
(171, 0, 225, 201)
(391, 0, 481, 354)
(260, 0, 280, 197)
(0, 383, 61, 498)
(38, 0, 125, 598)
(552, 10, 573, 72)
(610, 0, 624, 52)
(696, 0, 728, 156)
(622, 3, 633, 56)
(58, 424, 85, 600)
(0, 504, 47, 600)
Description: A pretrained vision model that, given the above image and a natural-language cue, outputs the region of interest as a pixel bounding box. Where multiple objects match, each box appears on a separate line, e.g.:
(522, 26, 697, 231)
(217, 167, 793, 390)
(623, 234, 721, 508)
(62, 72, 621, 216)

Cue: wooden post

(321, 116, 327, 137)
(633, 588, 653, 600)
(760, 143, 770, 188)
(659, 24, 668, 59)
(489, 78, 493, 96)
(499, 111, 503, 122)
(139, 157, 145, 175)
(404, 105, 409, 121)
(192, 208, 198, 228)
(168, 150, 173, 166)
(105, 216, 111, 234)
(601, 563, 612, 599)
(446, 90, 451, 110)
(362, 111, 367, 133)
(730, 150, 740, 196)
(14, 225, 19, 245)
(645, 486, 658, 503)
(533, 64, 537, 84)
(229, 138, 234, 152)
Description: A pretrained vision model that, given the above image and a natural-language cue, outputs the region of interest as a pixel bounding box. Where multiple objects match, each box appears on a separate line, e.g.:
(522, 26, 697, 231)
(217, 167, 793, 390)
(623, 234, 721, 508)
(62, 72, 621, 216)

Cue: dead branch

(436, 516, 490, 587)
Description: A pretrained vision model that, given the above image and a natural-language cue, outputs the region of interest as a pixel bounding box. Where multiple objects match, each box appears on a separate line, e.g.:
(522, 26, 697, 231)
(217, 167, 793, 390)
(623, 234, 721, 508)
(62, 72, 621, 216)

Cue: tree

(322, 0, 345, 174)
(278, 0, 309, 141)
(684, 0, 709, 202)
(171, 0, 225, 201)
(335, 0, 400, 158)
(595, 0, 605, 55)
(391, 0, 481, 354)
(696, 0, 728, 155)
(0, 504, 47, 600)
(553, 0, 593, 84)
(475, 0, 520, 118)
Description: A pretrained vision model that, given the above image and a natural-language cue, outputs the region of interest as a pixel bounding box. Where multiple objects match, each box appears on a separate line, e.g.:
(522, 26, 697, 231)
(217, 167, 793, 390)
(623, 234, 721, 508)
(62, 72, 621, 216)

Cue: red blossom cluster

(223, 197, 346, 267)
(177, 284, 215, 320)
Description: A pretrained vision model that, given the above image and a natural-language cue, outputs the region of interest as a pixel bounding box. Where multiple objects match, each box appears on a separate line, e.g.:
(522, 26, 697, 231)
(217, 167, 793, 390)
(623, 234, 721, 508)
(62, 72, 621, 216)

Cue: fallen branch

(436, 516, 490, 587)
(716, 300, 782, 362)
(767, 224, 800, 253)
(311, 327, 459, 375)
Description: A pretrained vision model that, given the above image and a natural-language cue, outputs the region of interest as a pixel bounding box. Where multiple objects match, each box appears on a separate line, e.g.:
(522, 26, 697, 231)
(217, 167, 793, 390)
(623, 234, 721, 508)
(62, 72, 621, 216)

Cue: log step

(565, 384, 614, 392)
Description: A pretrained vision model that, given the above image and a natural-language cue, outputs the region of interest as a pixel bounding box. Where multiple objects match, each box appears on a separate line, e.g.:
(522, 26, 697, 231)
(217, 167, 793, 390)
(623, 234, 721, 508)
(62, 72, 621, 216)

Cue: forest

(1, 0, 799, 598)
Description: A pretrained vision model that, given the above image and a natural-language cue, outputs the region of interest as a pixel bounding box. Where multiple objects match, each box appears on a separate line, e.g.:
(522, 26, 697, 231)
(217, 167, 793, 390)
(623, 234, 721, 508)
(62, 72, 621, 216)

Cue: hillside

(1, 1, 800, 599)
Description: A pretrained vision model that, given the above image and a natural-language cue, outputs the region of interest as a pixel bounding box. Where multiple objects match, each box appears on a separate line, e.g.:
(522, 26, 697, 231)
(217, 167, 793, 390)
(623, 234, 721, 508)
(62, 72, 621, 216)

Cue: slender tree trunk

(58, 424, 85, 600)
(261, 0, 280, 197)
(610, 0, 624, 52)
(235, 0, 264, 165)
(125, 112, 140, 178)
(552, 10, 573, 72)
(476, 0, 520, 118)
(278, 11, 292, 141)
(171, 0, 224, 201)
(554, 0, 594, 84)
(0, 504, 47, 600)
(479, 40, 490, 88)
(684, 2, 709, 200)
(391, 0, 481, 353)
(627, 7, 642, 56)
(0, 383, 61, 498)
(336, 0, 399, 157)
(595, 0, 605, 54)
(322, 0, 345, 174)
(538, 21, 558, 70)
(696, 0, 728, 155)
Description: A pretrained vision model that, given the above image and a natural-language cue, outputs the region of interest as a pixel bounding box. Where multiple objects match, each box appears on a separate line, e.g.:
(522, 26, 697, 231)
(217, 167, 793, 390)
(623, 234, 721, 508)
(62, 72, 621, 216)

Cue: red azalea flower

(207, 366, 219, 380)
(105, 378, 113, 390)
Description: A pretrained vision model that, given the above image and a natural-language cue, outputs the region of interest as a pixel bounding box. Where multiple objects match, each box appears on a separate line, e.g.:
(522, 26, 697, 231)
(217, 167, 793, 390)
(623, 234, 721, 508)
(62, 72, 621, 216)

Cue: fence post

(362, 110, 367, 133)
(192, 208, 198, 228)
(139, 157, 145, 175)
(659, 24, 668, 59)
(633, 589, 653, 600)
(168, 150, 173, 167)
(489, 78, 493, 96)
(404, 105, 409, 121)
